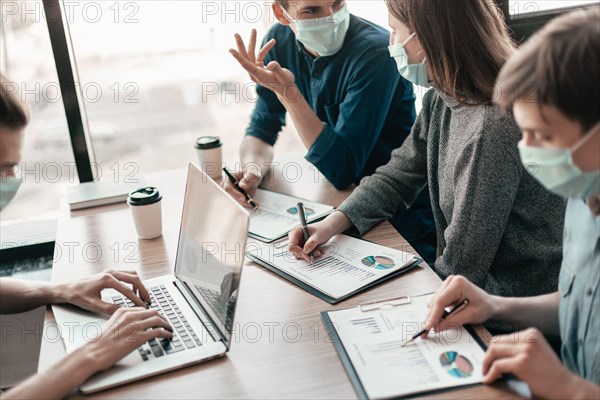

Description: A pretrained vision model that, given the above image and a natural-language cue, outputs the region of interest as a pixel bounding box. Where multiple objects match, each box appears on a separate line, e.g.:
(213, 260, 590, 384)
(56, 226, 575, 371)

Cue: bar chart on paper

(351, 317, 383, 335)
(275, 252, 377, 282)
(362, 340, 439, 385)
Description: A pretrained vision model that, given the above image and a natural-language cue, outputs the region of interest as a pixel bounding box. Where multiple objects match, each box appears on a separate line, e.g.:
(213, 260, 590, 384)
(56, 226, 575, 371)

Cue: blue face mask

(0, 174, 22, 211)
(518, 126, 600, 199)
(388, 32, 430, 88)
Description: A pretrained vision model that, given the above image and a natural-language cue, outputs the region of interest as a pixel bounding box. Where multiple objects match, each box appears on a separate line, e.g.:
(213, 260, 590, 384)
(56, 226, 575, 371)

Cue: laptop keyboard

(111, 284, 202, 362)
(195, 285, 235, 332)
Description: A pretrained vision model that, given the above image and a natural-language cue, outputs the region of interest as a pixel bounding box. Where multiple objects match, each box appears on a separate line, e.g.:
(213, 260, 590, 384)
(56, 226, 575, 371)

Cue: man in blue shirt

(224, 0, 436, 262)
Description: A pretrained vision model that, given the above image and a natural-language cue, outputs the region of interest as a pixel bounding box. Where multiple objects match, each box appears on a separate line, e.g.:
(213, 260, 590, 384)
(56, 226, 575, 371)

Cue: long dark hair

(386, 0, 516, 106)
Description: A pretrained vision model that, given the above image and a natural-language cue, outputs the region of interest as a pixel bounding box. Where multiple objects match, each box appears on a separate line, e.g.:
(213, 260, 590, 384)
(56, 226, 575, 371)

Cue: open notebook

(246, 234, 422, 303)
(322, 294, 487, 399)
(248, 189, 334, 243)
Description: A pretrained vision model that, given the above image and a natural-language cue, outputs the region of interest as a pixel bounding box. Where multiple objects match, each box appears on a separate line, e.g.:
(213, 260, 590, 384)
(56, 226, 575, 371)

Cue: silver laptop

(52, 164, 250, 393)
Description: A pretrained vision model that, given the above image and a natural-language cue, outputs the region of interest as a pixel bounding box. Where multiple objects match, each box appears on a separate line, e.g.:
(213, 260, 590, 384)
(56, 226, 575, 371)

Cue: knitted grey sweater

(338, 89, 566, 298)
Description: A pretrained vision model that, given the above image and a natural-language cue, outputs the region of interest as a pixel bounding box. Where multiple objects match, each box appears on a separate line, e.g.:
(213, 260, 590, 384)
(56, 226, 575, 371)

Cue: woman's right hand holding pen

(423, 275, 502, 336)
(288, 211, 353, 262)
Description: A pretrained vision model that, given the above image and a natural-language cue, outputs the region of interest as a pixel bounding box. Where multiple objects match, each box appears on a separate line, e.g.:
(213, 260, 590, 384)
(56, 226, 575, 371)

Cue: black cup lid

(195, 136, 222, 150)
(128, 187, 162, 206)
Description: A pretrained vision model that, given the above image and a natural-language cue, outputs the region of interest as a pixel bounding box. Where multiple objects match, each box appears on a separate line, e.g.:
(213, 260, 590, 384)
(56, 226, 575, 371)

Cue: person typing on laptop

(0, 272, 172, 400)
(1, 75, 172, 399)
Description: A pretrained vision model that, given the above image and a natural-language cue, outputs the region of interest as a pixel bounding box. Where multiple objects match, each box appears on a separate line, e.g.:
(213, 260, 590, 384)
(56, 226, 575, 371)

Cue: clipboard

(247, 189, 335, 243)
(247, 249, 423, 304)
(321, 295, 489, 399)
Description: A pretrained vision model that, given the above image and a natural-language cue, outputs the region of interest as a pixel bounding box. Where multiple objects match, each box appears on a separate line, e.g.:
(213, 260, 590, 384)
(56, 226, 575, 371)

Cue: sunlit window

(66, 1, 395, 179)
(0, 0, 75, 224)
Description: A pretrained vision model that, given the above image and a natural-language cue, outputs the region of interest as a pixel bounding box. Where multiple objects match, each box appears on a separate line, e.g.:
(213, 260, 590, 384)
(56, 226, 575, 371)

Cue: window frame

(43, 0, 96, 183)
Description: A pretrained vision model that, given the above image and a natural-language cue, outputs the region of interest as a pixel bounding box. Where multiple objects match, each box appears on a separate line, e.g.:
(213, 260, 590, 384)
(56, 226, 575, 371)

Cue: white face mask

(0, 173, 22, 211)
(388, 32, 430, 88)
(518, 125, 600, 199)
(283, 4, 350, 57)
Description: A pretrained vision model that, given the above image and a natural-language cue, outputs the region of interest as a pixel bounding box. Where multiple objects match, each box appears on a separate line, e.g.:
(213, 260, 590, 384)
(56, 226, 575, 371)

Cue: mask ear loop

(280, 5, 297, 24)
(400, 32, 417, 47)
(404, 34, 427, 66)
(571, 123, 600, 172)
(572, 122, 600, 151)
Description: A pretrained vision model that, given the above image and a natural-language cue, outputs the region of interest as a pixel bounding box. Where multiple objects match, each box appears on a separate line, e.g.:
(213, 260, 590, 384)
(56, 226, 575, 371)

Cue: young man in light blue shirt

(422, 9, 599, 399)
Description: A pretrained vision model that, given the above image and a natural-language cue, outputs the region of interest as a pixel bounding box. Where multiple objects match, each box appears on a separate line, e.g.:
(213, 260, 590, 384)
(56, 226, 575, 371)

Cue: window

(63, 0, 420, 179)
(66, 1, 295, 179)
(0, 0, 76, 224)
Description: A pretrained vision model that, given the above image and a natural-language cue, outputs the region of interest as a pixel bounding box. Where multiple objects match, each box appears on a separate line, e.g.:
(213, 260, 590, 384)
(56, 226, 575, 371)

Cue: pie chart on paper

(360, 255, 396, 270)
(439, 351, 474, 378)
(286, 206, 315, 216)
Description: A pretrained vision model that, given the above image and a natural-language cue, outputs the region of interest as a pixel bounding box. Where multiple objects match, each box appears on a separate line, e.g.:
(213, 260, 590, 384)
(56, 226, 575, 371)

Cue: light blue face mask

(283, 4, 350, 57)
(518, 127, 600, 199)
(0, 174, 22, 211)
(388, 32, 430, 88)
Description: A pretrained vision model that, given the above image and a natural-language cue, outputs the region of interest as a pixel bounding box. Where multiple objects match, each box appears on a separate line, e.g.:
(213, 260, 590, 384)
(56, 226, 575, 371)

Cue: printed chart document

(248, 189, 334, 243)
(322, 294, 486, 399)
(246, 234, 421, 303)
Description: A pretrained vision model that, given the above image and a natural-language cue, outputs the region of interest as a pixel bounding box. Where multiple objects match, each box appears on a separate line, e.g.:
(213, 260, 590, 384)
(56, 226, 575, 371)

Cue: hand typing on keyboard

(0, 274, 173, 400)
(113, 285, 203, 360)
(82, 306, 173, 371)
(55, 270, 152, 315)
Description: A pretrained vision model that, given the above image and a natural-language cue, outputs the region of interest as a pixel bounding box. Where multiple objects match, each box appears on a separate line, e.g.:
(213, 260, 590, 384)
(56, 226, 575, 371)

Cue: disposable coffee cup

(128, 187, 163, 240)
(195, 136, 223, 180)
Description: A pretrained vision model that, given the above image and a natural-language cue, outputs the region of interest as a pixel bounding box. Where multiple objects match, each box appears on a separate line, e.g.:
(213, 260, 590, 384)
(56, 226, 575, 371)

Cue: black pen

(297, 202, 314, 266)
(223, 167, 258, 211)
(401, 299, 470, 347)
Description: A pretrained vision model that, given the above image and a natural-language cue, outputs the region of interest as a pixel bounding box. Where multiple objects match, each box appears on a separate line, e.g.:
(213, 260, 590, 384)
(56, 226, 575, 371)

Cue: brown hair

(0, 74, 29, 131)
(495, 8, 600, 132)
(385, 0, 516, 105)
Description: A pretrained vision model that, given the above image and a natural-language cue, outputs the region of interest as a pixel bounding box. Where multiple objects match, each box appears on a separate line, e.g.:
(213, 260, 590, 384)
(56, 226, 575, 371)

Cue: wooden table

(40, 156, 529, 399)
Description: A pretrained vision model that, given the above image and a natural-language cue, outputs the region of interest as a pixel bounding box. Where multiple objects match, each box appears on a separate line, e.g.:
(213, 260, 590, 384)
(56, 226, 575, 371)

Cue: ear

(272, 2, 291, 26)
(572, 126, 600, 172)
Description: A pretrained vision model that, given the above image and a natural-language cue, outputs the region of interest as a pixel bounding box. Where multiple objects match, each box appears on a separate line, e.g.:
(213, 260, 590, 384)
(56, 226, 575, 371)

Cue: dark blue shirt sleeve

(244, 37, 286, 146)
(305, 48, 406, 190)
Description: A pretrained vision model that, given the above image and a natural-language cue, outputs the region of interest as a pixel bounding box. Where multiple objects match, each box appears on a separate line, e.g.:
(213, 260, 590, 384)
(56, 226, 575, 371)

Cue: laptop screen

(174, 164, 249, 347)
